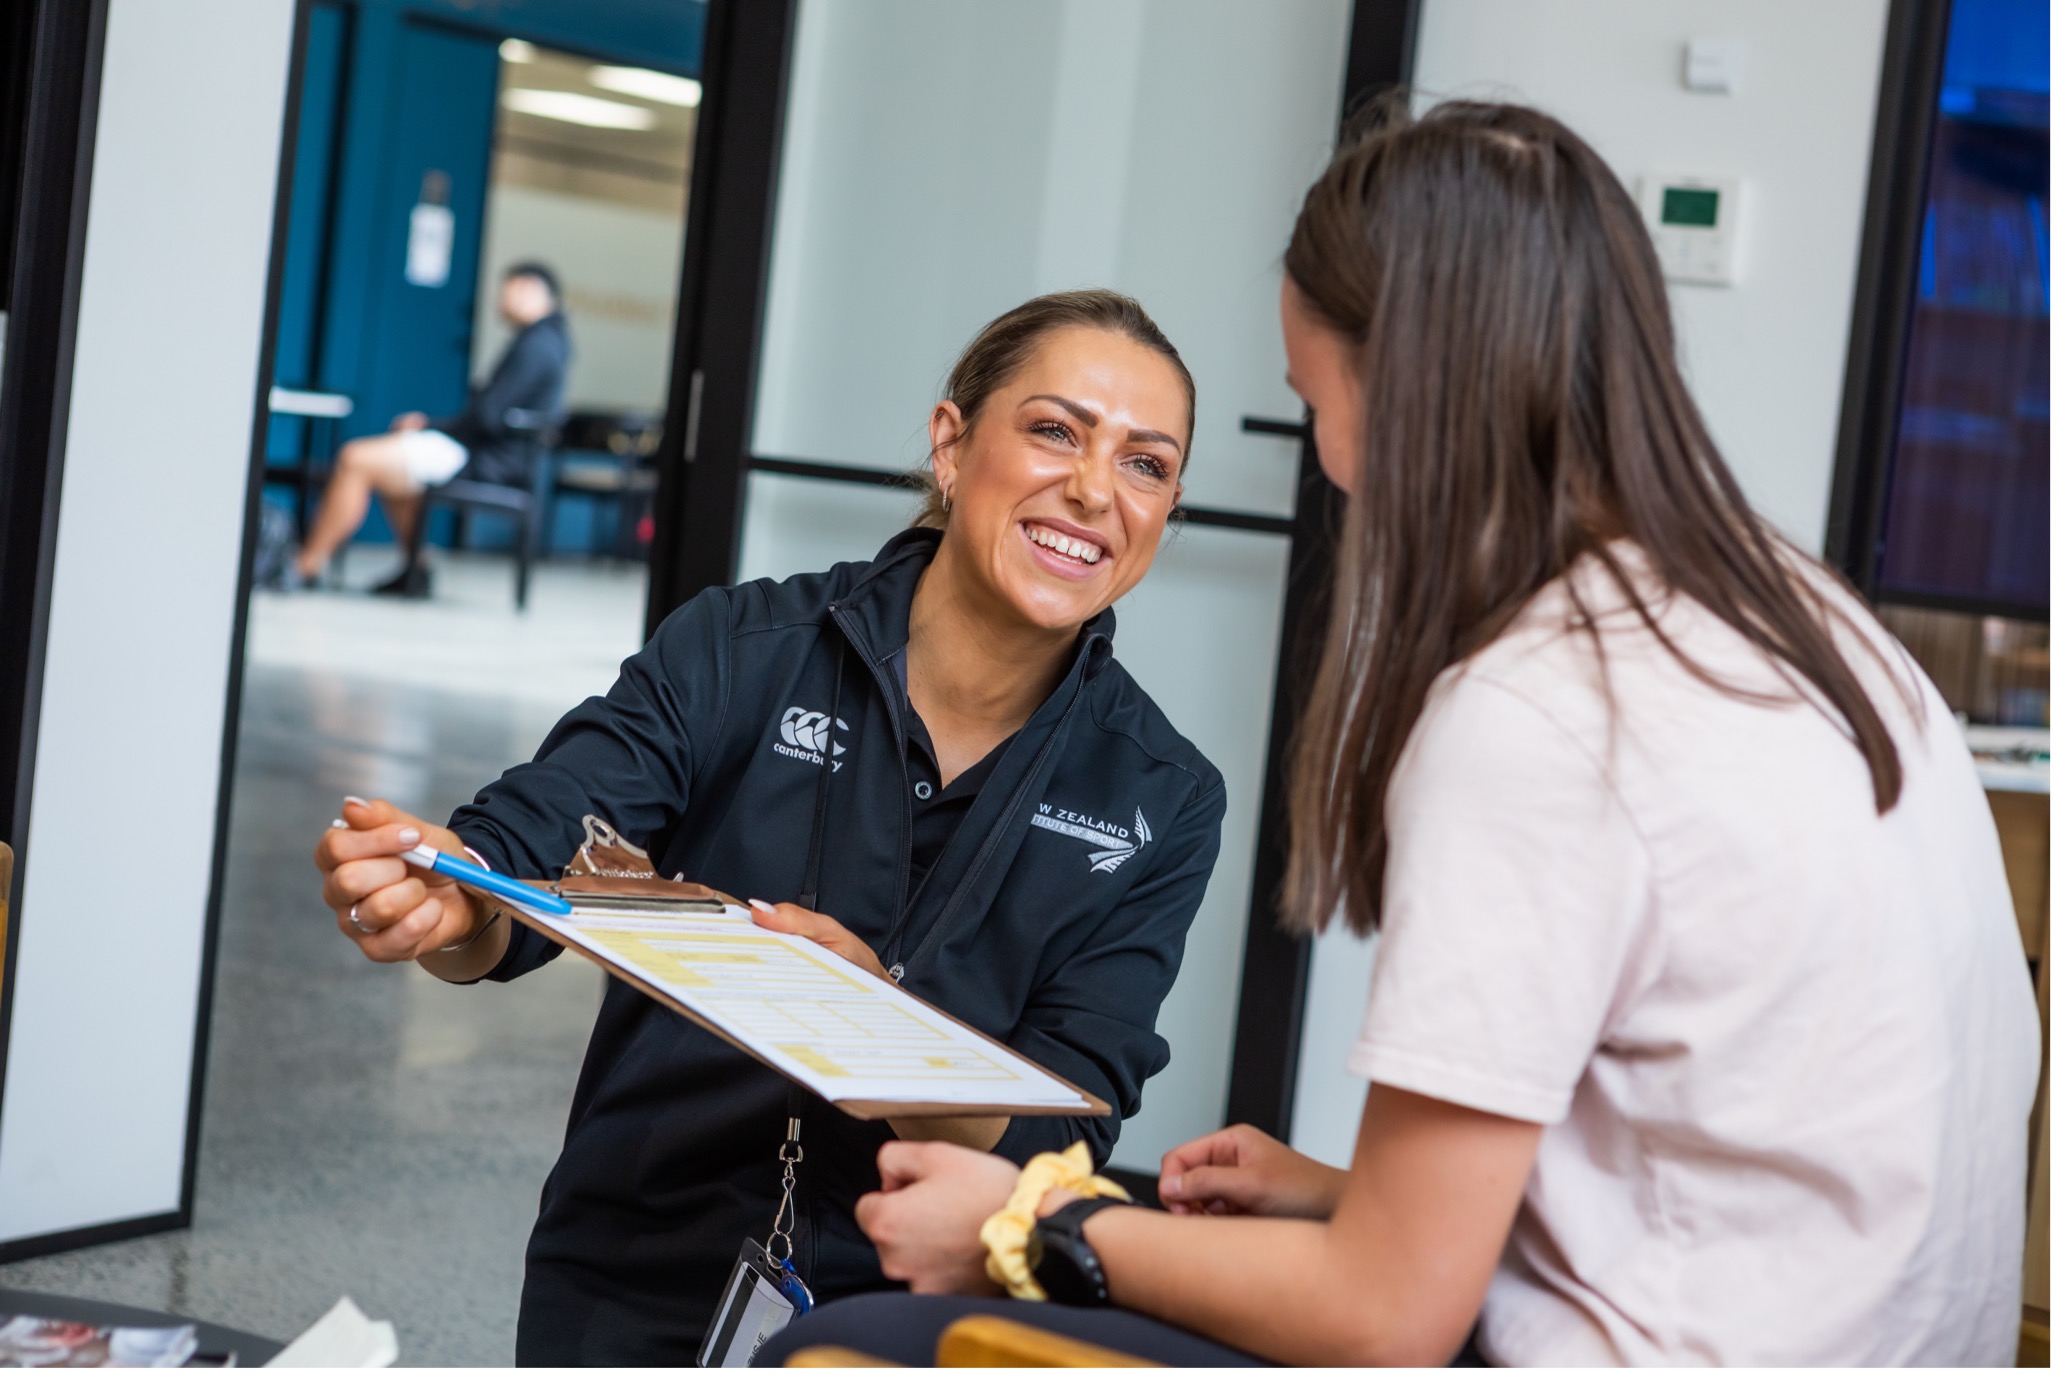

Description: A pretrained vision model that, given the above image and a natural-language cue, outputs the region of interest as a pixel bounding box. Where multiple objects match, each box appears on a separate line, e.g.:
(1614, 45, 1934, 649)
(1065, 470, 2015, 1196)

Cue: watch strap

(1029, 1196, 1130, 1306)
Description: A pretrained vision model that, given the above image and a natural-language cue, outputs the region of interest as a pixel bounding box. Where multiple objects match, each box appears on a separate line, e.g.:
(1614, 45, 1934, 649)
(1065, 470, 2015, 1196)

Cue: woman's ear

(929, 401, 966, 495)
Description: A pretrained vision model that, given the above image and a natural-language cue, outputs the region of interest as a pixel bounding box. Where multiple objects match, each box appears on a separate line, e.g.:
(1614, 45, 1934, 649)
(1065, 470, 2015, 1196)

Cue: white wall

(1289, 0, 1892, 1167)
(0, 0, 294, 1243)
(1412, 0, 1889, 548)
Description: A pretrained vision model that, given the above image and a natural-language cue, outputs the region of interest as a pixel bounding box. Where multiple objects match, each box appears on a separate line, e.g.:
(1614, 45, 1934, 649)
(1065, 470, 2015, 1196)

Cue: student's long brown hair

(1282, 99, 1908, 938)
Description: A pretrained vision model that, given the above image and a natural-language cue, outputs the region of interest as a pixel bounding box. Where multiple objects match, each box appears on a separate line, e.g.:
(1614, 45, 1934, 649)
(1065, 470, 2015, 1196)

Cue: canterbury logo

(1031, 804, 1152, 874)
(773, 706, 847, 770)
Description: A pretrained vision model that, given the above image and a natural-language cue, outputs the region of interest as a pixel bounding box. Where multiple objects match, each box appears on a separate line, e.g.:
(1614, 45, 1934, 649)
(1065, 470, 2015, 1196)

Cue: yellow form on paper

(537, 911, 1092, 1112)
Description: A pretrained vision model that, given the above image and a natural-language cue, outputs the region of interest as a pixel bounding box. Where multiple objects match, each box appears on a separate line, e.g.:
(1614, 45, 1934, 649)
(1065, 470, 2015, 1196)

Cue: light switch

(1684, 38, 1743, 94)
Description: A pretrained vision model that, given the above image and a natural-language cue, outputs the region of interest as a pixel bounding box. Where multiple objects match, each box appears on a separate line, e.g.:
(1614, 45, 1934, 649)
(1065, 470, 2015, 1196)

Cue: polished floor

(0, 549, 647, 1365)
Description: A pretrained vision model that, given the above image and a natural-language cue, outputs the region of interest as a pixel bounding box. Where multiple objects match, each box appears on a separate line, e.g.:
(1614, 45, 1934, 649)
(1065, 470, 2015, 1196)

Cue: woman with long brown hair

(759, 100, 2041, 1366)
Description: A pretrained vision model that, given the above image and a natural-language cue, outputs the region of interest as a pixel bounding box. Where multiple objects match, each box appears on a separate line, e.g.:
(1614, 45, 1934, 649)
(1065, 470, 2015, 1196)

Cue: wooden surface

(935, 1314, 1160, 1368)
(1988, 789, 2050, 1330)
(783, 1345, 899, 1367)
(1988, 792, 2051, 958)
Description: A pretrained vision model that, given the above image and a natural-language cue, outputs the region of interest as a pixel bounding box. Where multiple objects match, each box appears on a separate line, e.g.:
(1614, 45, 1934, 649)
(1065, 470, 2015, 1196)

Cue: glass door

(652, 0, 1416, 1174)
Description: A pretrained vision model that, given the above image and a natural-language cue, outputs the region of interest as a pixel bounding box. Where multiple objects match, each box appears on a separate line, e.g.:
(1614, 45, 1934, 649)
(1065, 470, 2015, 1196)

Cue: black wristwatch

(1027, 1196, 1130, 1306)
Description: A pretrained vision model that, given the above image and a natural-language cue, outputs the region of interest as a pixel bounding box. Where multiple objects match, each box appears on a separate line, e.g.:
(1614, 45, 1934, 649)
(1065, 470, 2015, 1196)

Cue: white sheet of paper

(528, 907, 1090, 1110)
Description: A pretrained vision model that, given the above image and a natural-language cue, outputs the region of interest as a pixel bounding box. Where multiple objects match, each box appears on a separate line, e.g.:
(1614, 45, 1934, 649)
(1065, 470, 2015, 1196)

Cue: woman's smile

(1019, 518, 1109, 578)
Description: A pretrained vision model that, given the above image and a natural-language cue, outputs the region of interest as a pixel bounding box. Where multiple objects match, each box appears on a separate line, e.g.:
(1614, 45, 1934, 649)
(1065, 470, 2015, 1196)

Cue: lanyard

(766, 1114, 804, 1271)
(796, 633, 845, 912)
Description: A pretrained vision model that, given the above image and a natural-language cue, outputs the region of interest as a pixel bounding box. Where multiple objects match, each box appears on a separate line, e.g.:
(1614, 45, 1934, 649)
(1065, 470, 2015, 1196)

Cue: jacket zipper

(829, 604, 917, 973)
(898, 667, 1089, 974)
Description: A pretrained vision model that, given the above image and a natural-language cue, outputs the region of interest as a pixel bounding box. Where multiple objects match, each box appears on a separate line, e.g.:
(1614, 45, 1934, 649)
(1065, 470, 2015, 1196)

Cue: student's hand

(1159, 1123, 1348, 1219)
(856, 1140, 1018, 1295)
(315, 796, 484, 962)
(747, 899, 891, 982)
(390, 412, 428, 432)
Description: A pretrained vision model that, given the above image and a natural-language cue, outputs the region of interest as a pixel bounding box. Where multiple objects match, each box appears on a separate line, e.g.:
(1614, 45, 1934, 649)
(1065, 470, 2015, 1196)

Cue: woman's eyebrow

(1024, 394, 1184, 455)
(1023, 393, 1100, 427)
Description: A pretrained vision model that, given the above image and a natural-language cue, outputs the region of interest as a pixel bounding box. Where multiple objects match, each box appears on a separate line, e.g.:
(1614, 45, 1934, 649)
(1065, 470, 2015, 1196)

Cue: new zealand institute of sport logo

(774, 706, 847, 771)
(1031, 803, 1152, 874)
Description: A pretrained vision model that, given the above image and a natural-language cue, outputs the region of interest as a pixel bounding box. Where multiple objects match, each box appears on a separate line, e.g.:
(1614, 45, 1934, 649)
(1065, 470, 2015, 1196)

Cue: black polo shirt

(890, 647, 1012, 889)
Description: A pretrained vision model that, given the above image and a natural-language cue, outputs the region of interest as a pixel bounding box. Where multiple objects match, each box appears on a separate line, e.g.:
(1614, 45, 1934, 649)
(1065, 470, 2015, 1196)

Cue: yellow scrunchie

(979, 1140, 1131, 1301)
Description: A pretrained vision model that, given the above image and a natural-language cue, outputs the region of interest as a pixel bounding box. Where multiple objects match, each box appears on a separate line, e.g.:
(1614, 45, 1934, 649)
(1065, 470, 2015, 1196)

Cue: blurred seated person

(291, 261, 572, 594)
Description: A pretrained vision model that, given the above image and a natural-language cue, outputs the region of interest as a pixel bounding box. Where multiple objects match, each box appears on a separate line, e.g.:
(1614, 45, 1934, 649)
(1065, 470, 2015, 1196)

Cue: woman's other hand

(1159, 1123, 1347, 1219)
(746, 902, 1007, 1149)
(748, 899, 891, 981)
(315, 796, 485, 962)
(856, 1140, 1019, 1295)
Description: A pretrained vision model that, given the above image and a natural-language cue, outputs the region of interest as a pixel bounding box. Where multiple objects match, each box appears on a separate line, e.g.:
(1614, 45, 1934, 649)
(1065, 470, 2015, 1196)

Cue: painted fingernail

(396, 827, 421, 844)
(343, 795, 369, 807)
(748, 898, 776, 915)
(330, 818, 348, 829)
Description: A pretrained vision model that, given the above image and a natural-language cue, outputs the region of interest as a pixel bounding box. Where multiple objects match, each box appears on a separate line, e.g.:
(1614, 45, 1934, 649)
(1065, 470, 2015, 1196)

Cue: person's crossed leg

(293, 415, 464, 586)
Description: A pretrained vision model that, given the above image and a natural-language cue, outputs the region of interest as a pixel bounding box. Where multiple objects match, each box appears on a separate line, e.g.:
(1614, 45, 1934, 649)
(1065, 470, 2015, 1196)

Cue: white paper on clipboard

(514, 902, 1092, 1113)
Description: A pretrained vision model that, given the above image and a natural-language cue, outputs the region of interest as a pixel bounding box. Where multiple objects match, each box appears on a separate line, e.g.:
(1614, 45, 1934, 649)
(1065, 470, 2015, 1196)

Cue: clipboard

(450, 817, 1107, 1120)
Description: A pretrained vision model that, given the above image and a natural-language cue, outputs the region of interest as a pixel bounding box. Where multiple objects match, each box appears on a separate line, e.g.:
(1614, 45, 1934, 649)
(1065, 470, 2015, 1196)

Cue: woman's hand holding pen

(316, 796, 486, 963)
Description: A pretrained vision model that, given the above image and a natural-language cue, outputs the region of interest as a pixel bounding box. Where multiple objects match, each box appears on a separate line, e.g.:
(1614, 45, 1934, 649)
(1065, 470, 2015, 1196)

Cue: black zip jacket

(430, 311, 571, 485)
(448, 529, 1226, 1366)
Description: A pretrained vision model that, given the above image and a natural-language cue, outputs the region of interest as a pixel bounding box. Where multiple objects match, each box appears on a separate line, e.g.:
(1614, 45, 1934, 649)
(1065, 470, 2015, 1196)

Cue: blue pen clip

(401, 844, 574, 916)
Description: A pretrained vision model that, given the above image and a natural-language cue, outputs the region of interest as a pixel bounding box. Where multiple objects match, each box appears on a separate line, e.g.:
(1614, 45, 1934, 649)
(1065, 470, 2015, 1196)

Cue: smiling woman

(311, 290, 1227, 1364)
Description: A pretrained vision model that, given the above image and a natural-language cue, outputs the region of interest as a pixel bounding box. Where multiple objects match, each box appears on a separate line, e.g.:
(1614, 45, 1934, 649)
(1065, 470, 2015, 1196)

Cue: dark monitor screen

(1871, 0, 2049, 618)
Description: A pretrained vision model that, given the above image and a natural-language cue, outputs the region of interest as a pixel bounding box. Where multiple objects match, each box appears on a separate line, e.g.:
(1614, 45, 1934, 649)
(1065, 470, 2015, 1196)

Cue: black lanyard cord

(796, 627, 845, 911)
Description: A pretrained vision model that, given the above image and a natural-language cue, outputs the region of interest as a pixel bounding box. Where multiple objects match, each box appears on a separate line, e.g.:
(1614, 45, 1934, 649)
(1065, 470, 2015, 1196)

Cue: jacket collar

(834, 527, 1116, 675)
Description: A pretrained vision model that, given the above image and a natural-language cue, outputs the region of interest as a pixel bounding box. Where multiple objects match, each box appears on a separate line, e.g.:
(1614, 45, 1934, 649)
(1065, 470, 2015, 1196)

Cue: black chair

(404, 408, 560, 610)
(546, 410, 662, 561)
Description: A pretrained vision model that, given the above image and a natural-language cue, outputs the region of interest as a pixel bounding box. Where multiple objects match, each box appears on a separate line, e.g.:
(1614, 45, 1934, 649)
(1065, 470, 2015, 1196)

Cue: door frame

(646, 0, 1423, 1141)
(0, 0, 112, 1260)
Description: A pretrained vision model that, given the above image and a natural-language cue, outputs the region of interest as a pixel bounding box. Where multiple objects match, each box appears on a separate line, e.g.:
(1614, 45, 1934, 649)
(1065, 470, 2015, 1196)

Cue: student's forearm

(1083, 1209, 1444, 1367)
(891, 1115, 1010, 1151)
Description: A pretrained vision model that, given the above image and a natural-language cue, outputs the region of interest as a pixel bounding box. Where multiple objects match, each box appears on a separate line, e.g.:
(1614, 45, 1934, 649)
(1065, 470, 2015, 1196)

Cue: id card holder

(700, 1116, 814, 1367)
(698, 1238, 802, 1368)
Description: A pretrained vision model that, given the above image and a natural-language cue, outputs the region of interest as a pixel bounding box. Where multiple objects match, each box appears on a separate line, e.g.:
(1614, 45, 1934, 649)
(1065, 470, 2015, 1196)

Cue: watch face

(1030, 1219, 1104, 1307)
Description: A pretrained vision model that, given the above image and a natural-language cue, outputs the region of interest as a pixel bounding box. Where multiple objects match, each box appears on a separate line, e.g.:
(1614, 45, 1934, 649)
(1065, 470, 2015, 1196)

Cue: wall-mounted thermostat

(1638, 175, 1743, 286)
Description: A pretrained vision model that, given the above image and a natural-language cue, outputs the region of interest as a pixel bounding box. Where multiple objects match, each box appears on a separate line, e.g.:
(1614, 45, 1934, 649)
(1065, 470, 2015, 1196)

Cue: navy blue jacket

(449, 530, 1226, 1365)
(431, 311, 570, 486)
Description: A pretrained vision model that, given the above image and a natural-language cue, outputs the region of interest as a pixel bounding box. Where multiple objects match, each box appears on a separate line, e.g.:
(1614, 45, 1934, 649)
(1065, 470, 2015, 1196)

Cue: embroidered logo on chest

(772, 706, 847, 771)
(1031, 803, 1152, 873)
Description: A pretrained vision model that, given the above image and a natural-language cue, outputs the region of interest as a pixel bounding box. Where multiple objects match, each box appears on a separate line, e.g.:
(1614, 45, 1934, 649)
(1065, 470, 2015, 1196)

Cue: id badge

(698, 1238, 810, 1368)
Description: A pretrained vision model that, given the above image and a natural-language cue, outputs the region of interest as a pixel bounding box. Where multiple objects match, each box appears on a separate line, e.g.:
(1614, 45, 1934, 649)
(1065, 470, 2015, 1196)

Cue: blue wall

(267, 0, 706, 550)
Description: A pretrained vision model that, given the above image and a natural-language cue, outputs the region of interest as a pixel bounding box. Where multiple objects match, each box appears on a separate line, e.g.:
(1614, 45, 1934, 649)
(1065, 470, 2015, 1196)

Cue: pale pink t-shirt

(1349, 549, 2041, 1366)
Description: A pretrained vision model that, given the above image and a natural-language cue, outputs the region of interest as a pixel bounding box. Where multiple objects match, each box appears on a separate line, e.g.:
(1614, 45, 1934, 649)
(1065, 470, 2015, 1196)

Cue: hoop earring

(941, 488, 952, 515)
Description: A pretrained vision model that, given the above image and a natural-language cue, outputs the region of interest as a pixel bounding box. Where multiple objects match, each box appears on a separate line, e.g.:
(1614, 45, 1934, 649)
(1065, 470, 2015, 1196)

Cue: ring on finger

(347, 902, 373, 936)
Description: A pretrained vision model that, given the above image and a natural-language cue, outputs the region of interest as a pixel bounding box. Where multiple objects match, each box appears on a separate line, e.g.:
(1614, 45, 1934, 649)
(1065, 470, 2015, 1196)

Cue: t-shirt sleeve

(1349, 671, 1655, 1125)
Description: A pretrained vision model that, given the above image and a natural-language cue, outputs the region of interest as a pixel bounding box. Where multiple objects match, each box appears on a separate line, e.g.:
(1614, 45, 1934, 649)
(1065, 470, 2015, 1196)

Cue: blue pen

(401, 843, 574, 916)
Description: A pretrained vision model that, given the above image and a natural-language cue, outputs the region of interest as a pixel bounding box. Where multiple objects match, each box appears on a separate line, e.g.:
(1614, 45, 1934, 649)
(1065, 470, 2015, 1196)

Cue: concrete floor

(0, 550, 646, 1366)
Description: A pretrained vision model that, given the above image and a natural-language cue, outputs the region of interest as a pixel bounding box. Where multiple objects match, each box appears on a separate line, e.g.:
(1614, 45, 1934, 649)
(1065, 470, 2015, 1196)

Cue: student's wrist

(1036, 1185, 1085, 1219)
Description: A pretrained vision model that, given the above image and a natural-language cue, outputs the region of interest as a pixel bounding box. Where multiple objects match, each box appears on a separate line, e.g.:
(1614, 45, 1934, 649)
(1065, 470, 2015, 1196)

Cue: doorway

(650, 0, 1418, 1177)
(0, 3, 708, 1362)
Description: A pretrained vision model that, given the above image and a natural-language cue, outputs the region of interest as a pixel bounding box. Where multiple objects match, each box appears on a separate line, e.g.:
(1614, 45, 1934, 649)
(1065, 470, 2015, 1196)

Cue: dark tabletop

(0, 1288, 285, 1366)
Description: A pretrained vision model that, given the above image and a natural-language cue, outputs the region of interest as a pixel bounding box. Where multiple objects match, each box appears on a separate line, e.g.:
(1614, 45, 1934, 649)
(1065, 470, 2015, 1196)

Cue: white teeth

(1026, 525, 1103, 565)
